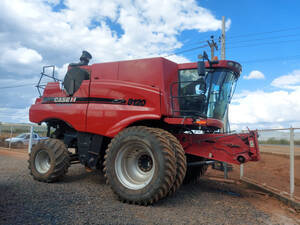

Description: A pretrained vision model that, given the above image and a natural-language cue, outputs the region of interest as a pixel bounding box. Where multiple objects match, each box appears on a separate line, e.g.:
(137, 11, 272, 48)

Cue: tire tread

(28, 139, 70, 183)
(103, 126, 177, 205)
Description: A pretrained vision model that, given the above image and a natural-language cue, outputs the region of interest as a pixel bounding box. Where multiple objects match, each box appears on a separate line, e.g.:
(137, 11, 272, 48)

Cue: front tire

(29, 139, 70, 182)
(104, 126, 177, 205)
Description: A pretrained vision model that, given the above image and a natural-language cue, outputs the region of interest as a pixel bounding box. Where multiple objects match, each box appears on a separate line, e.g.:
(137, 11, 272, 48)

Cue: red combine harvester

(29, 51, 260, 205)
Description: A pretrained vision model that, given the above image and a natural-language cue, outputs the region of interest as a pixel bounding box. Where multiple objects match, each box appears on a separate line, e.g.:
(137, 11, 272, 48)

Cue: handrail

(36, 65, 61, 97)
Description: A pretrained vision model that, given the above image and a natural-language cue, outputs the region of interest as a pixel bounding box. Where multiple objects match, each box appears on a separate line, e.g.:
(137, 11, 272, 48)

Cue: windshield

(176, 68, 238, 120)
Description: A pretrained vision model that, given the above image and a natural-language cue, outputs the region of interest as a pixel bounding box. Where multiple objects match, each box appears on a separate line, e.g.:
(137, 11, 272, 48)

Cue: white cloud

(229, 88, 300, 130)
(55, 63, 69, 80)
(225, 19, 231, 31)
(0, 45, 43, 75)
(0, 77, 38, 87)
(0, 107, 30, 124)
(1, 47, 42, 65)
(231, 69, 300, 130)
(0, 77, 38, 111)
(271, 70, 300, 89)
(0, 0, 226, 66)
(44, 0, 60, 6)
(243, 70, 265, 80)
(165, 55, 190, 64)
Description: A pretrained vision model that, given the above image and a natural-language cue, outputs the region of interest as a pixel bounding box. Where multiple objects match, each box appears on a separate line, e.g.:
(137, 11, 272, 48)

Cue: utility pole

(220, 16, 228, 133)
(207, 36, 218, 60)
(220, 16, 229, 179)
(221, 16, 226, 60)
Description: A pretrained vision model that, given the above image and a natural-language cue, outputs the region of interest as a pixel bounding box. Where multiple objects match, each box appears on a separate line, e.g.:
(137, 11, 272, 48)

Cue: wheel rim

(115, 141, 156, 190)
(35, 149, 51, 174)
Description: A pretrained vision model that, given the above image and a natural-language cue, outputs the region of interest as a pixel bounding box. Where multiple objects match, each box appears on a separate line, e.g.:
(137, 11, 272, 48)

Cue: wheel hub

(138, 154, 153, 172)
(35, 149, 51, 174)
(115, 141, 156, 190)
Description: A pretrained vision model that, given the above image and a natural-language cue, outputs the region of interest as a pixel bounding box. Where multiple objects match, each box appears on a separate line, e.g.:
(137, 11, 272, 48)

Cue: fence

(240, 127, 300, 201)
(0, 123, 47, 151)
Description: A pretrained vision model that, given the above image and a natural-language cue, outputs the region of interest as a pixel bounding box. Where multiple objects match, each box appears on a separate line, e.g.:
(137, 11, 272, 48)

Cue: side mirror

(197, 61, 205, 76)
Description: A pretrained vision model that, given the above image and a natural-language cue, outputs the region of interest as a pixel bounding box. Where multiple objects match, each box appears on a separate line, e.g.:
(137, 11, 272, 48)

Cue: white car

(5, 133, 48, 147)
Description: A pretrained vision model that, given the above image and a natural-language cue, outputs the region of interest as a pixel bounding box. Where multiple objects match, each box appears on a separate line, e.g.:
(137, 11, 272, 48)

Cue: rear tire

(157, 130, 186, 196)
(103, 126, 176, 205)
(28, 139, 70, 182)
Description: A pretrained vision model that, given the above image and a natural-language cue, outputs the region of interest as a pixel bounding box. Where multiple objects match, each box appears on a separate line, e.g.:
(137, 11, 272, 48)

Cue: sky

(0, 0, 300, 130)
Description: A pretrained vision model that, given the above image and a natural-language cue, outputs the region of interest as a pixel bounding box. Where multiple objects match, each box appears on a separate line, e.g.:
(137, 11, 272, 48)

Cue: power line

(0, 84, 35, 89)
(227, 33, 300, 45)
(172, 26, 300, 54)
(164, 44, 208, 57)
(165, 26, 300, 57)
(0, 115, 29, 118)
(227, 39, 300, 50)
(239, 54, 300, 64)
(227, 26, 300, 40)
(176, 40, 209, 50)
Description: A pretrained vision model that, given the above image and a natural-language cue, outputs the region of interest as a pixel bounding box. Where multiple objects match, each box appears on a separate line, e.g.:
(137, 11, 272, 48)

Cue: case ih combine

(29, 51, 260, 205)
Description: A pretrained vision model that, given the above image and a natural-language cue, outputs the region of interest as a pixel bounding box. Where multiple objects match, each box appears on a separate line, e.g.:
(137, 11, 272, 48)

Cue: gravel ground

(0, 151, 299, 225)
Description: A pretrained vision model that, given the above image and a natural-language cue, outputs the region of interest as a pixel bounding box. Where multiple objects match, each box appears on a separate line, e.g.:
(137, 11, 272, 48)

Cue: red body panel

(87, 80, 161, 137)
(30, 57, 179, 137)
(176, 131, 260, 165)
(90, 62, 118, 80)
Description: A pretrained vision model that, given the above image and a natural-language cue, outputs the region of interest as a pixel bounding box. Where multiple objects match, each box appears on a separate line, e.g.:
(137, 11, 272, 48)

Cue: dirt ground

(206, 151, 300, 199)
(260, 144, 300, 156)
(0, 148, 299, 225)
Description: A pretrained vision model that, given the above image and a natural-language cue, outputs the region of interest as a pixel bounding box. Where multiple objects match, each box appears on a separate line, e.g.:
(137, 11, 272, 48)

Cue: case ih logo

(54, 97, 77, 103)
